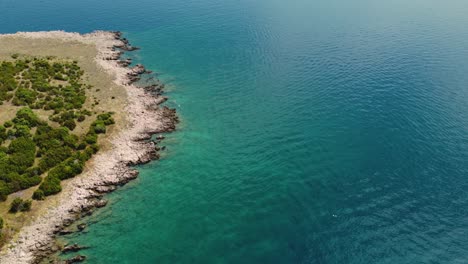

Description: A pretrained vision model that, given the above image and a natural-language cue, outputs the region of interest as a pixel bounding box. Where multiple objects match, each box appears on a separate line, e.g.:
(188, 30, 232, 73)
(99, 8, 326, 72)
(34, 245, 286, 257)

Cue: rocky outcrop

(144, 83, 165, 96)
(117, 58, 132, 67)
(126, 64, 152, 84)
(113, 36, 140, 51)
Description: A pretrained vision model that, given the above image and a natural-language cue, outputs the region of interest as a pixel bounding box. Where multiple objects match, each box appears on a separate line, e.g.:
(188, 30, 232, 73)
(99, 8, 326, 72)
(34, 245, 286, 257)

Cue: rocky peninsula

(0, 31, 178, 263)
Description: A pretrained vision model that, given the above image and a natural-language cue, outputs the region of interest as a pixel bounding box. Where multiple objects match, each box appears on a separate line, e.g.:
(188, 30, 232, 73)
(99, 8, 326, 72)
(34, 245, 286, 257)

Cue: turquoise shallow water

(3, 0, 468, 263)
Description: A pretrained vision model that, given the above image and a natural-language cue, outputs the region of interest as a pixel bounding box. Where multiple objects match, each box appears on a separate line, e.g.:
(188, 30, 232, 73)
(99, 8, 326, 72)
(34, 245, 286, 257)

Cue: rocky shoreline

(0, 31, 178, 263)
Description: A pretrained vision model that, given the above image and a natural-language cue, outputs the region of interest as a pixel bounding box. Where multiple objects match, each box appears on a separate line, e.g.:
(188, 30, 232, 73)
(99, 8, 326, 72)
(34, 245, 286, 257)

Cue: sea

(2, 0, 468, 263)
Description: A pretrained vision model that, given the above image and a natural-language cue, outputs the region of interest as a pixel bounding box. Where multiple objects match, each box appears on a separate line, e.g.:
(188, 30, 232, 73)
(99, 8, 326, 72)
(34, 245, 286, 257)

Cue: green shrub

(63, 120, 76, 131)
(4, 121, 13, 128)
(18, 175, 42, 189)
(38, 175, 61, 196)
(48, 157, 84, 181)
(14, 88, 37, 105)
(97, 113, 115, 125)
(9, 197, 23, 213)
(8, 137, 36, 173)
(9, 198, 32, 212)
(76, 142, 87, 150)
(0, 181, 10, 201)
(93, 122, 106, 134)
(90, 144, 99, 153)
(85, 132, 97, 145)
(24, 167, 40, 177)
(14, 107, 39, 127)
(80, 145, 98, 162)
(38, 146, 72, 172)
(13, 124, 31, 137)
(21, 199, 32, 211)
(0, 125, 6, 143)
(32, 190, 45, 200)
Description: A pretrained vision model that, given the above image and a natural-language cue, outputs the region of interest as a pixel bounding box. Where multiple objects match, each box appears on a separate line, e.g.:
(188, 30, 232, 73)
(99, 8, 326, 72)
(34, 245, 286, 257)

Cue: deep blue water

(3, 0, 468, 263)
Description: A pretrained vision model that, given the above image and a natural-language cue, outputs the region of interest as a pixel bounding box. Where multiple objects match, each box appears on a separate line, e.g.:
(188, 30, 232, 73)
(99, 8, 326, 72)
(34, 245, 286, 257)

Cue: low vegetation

(0, 56, 115, 210)
(9, 198, 31, 213)
(0, 57, 90, 127)
(0, 106, 114, 202)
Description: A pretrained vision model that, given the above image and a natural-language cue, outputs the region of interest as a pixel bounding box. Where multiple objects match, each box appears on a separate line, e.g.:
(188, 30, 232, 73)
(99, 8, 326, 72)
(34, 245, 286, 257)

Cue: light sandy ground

(0, 31, 175, 264)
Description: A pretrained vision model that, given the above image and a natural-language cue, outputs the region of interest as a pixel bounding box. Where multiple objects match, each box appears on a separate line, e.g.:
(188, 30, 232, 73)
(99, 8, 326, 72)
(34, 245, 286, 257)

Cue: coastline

(0, 31, 177, 263)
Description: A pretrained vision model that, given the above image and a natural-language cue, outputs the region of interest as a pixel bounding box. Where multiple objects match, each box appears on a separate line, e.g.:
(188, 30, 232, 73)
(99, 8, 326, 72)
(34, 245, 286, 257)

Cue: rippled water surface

(2, 0, 468, 263)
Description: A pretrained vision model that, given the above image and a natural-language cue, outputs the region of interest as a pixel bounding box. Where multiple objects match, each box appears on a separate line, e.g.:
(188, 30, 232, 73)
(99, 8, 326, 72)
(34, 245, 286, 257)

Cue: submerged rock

(65, 255, 86, 263)
(77, 223, 86, 231)
(93, 185, 117, 193)
(95, 199, 108, 208)
(62, 244, 88, 253)
(117, 58, 132, 67)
